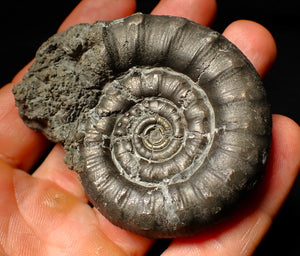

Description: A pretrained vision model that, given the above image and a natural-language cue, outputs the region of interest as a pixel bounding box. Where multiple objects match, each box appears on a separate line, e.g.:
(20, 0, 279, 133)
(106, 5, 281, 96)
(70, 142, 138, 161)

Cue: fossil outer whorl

(13, 13, 272, 238)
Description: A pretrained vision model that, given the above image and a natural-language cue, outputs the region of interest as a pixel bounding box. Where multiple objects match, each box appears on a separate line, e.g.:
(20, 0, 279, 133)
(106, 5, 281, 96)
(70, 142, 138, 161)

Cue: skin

(0, 0, 299, 255)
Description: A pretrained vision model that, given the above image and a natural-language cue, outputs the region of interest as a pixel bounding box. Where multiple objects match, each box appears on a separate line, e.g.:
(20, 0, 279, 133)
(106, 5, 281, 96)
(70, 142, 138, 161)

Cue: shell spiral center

(86, 67, 215, 186)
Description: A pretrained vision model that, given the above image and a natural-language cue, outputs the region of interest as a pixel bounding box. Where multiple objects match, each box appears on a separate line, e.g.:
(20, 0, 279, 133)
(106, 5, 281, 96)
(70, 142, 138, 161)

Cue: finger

(93, 209, 154, 255)
(256, 115, 300, 216)
(11, 61, 33, 85)
(2, 62, 45, 171)
(0, 82, 50, 171)
(58, 0, 136, 32)
(162, 115, 300, 256)
(223, 20, 277, 78)
(151, 0, 217, 26)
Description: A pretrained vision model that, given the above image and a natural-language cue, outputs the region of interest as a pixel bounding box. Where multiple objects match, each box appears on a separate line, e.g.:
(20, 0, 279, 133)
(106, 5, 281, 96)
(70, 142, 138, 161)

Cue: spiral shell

(13, 13, 271, 238)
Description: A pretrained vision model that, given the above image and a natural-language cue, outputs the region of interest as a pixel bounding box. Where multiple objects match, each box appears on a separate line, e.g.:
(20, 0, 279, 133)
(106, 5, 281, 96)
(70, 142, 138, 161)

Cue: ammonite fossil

(13, 13, 272, 238)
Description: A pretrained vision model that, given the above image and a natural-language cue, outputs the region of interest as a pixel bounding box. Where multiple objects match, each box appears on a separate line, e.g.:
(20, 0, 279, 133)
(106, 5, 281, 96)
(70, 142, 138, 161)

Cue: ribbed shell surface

(13, 13, 272, 238)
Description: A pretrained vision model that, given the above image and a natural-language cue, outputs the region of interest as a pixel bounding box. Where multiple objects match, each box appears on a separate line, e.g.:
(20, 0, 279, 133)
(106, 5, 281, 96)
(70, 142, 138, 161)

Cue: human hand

(0, 0, 299, 255)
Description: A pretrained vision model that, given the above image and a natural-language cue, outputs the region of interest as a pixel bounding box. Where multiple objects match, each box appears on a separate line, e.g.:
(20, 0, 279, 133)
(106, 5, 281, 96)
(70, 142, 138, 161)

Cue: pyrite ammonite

(13, 13, 272, 238)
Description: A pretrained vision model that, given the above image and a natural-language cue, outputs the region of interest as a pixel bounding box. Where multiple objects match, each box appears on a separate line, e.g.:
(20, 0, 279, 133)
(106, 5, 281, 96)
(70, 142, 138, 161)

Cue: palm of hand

(1, 0, 299, 255)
